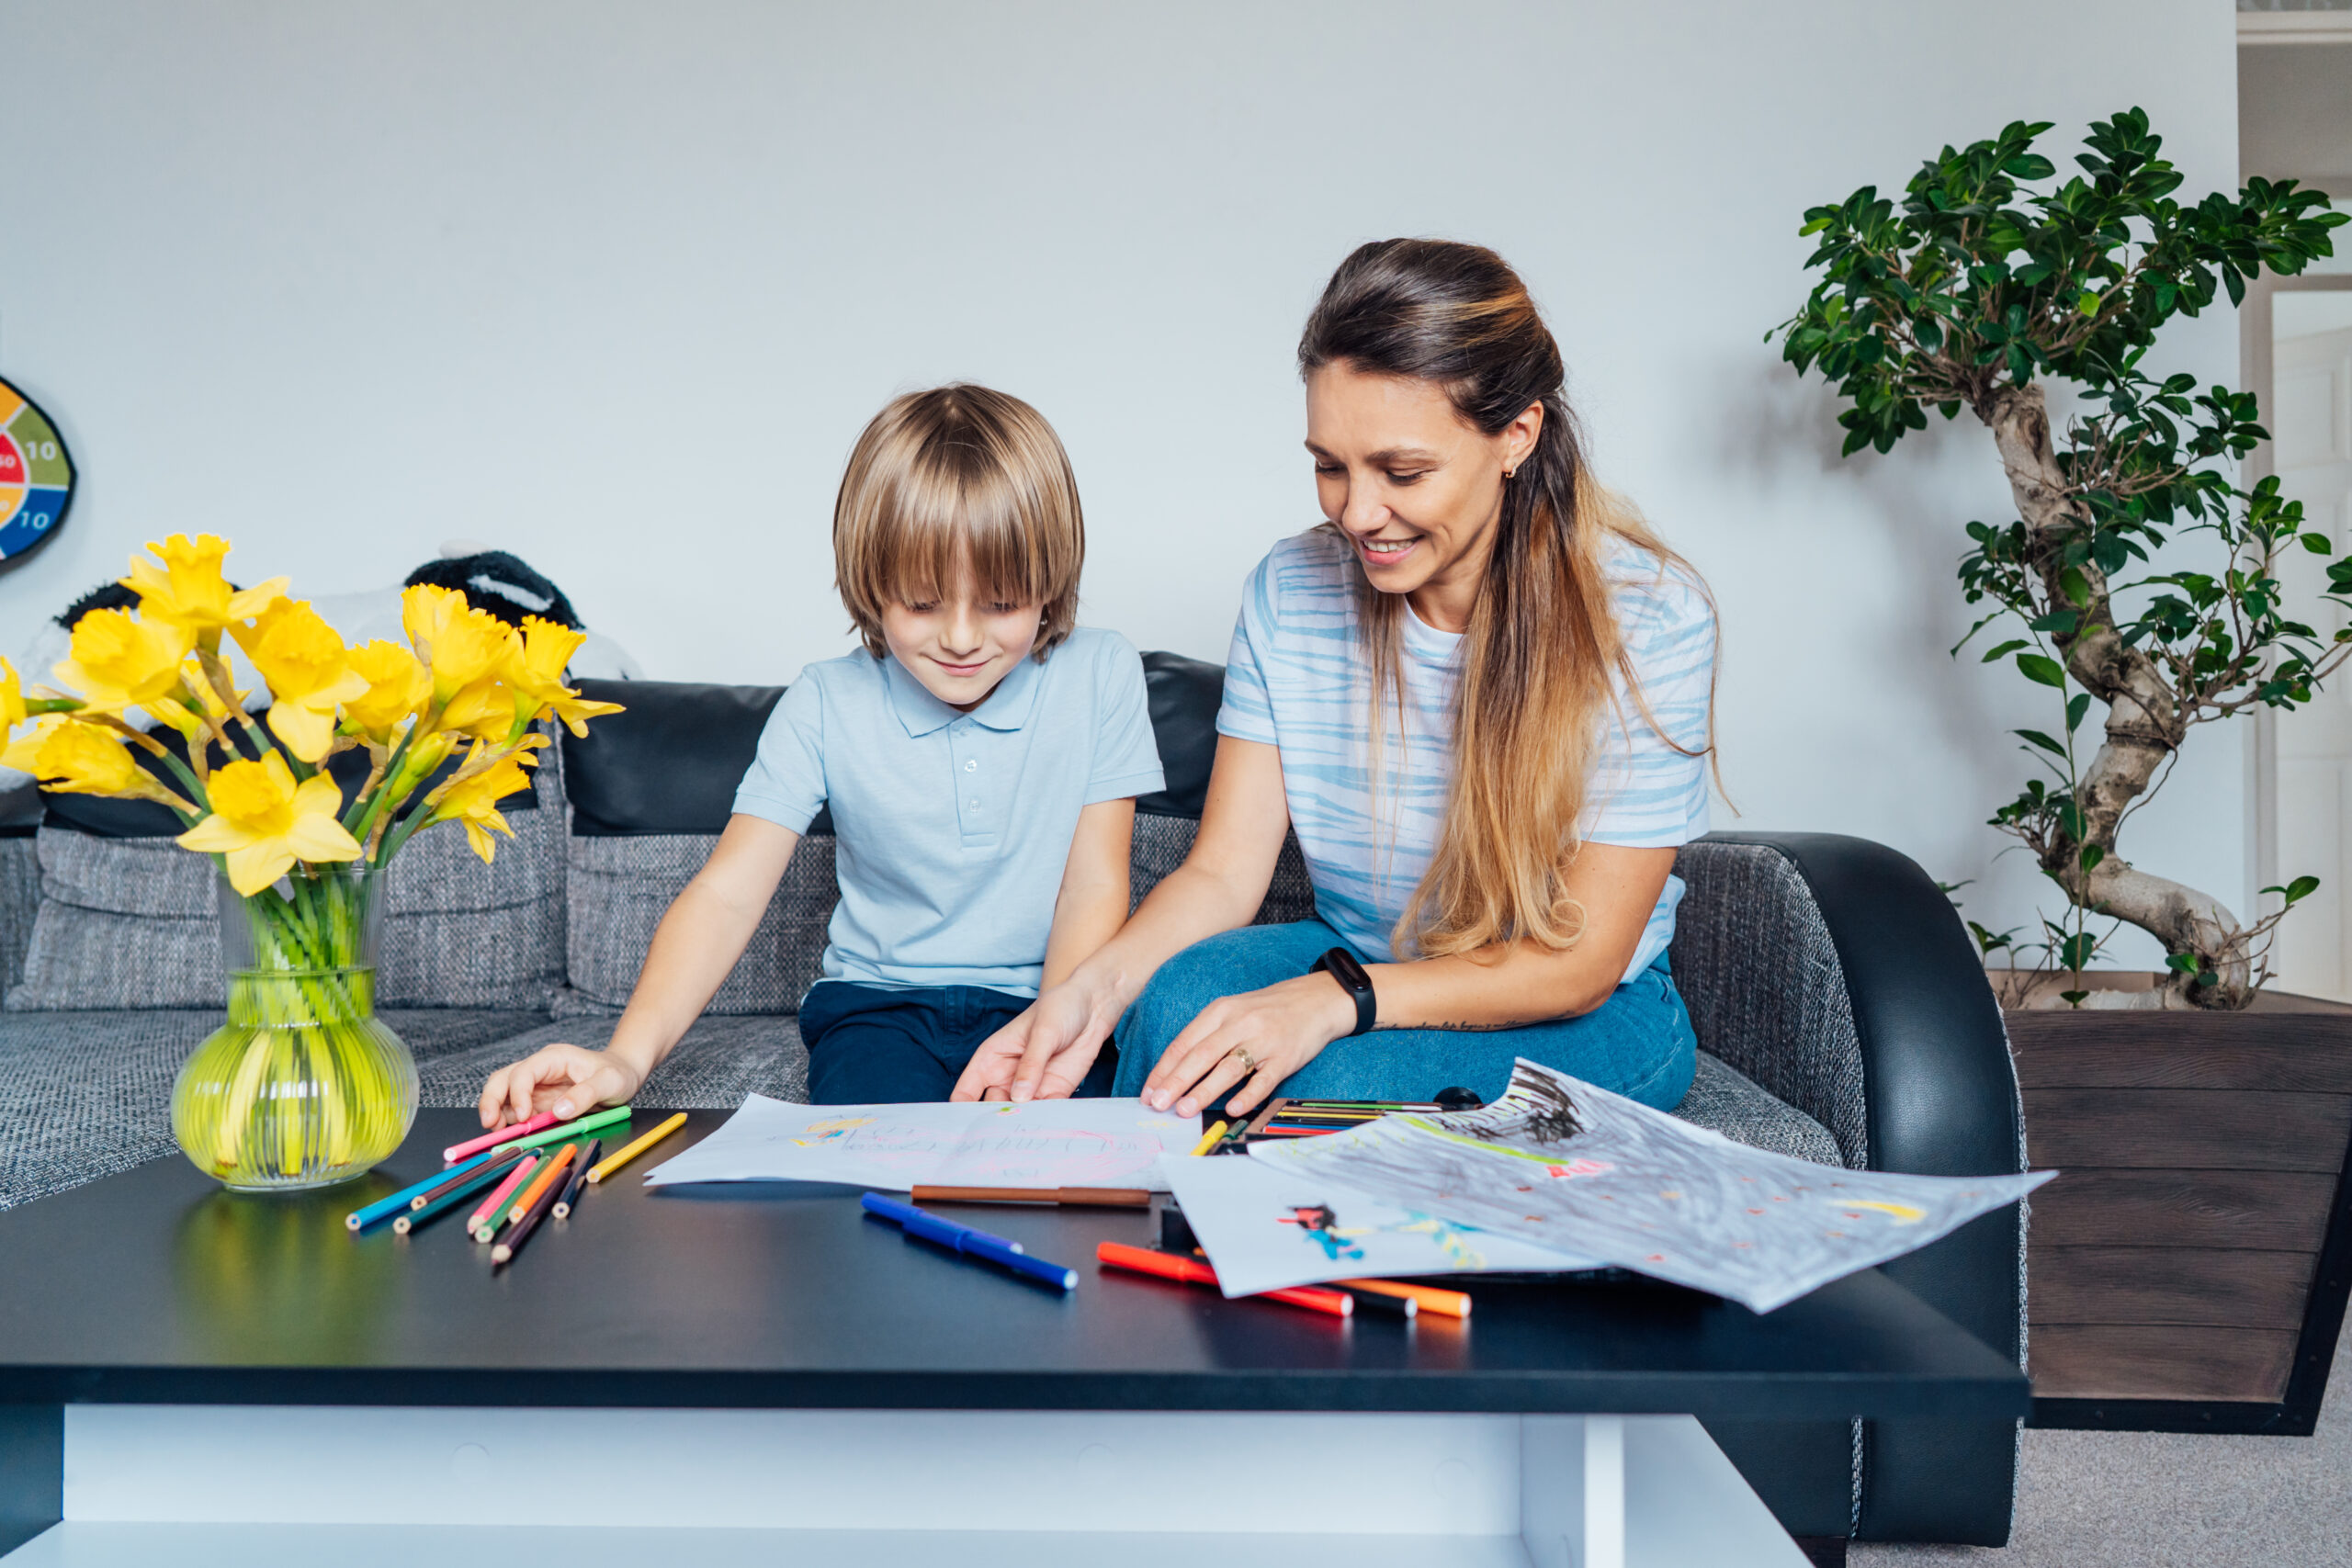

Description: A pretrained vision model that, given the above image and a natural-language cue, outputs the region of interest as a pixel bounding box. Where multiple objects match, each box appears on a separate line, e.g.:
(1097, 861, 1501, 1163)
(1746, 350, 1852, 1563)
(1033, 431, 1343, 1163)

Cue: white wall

(0, 0, 2244, 959)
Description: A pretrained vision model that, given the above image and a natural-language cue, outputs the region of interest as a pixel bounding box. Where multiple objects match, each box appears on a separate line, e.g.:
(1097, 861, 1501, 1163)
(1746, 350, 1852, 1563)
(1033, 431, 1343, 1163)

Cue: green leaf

(1980, 638, 2030, 663)
(2066, 693, 2093, 733)
(2304, 533, 2335, 555)
(2016, 652, 2068, 688)
(2288, 875, 2320, 904)
(2059, 567, 2093, 609)
(2016, 728, 2068, 758)
(2079, 843, 2106, 873)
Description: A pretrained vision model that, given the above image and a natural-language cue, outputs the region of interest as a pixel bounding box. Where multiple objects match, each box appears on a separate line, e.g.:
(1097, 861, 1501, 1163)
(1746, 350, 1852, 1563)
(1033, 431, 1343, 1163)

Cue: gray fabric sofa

(0, 655, 2025, 1548)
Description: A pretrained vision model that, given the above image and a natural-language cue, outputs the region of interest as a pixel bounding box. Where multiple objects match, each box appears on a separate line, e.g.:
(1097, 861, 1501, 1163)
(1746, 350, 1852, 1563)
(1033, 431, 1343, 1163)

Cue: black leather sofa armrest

(1707, 831, 2024, 1545)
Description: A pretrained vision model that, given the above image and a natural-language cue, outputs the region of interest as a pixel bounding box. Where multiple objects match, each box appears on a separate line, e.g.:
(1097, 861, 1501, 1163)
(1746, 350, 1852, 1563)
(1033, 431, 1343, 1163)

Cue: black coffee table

(0, 1110, 2029, 1567)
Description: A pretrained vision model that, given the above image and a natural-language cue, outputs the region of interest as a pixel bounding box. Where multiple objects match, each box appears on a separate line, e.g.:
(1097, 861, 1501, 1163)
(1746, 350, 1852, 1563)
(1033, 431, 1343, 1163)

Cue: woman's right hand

(951, 977, 1119, 1102)
(477, 1043, 645, 1128)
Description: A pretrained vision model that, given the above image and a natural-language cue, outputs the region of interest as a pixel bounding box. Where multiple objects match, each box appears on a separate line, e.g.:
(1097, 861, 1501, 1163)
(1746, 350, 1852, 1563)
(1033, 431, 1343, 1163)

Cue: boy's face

(879, 581, 1045, 713)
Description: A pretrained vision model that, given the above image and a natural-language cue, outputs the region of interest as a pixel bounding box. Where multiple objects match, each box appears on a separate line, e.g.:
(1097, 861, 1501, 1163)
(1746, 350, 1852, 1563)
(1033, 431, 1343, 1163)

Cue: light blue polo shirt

(731, 626, 1166, 997)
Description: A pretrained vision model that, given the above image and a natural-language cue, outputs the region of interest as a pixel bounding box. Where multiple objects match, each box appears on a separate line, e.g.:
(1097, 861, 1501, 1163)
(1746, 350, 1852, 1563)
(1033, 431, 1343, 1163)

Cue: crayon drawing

(1250, 1060, 2051, 1313)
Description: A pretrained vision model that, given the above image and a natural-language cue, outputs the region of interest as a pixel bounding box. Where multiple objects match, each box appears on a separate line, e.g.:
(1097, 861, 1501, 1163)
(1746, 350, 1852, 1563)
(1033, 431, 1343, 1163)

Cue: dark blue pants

(799, 981, 1119, 1104)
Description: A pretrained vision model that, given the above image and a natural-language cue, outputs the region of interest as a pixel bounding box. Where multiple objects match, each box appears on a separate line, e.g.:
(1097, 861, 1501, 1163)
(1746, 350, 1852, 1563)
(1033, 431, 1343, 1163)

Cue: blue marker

(861, 1192, 1080, 1292)
(345, 1148, 495, 1231)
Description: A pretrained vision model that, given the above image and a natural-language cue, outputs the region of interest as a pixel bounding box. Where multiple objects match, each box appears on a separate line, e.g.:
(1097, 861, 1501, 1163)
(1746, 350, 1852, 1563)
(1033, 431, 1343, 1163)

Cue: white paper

(1250, 1060, 2052, 1313)
(639, 1094, 1197, 1191)
(1159, 1151, 1604, 1297)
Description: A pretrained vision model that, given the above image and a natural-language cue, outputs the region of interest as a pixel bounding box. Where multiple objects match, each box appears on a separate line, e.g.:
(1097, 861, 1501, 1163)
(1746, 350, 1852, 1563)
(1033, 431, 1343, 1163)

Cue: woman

(953, 239, 1713, 1119)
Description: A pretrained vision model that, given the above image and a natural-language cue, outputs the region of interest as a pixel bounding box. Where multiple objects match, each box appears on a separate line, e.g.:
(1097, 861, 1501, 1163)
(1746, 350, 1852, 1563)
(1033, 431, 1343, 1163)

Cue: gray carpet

(1854, 1348, 2352, 1566)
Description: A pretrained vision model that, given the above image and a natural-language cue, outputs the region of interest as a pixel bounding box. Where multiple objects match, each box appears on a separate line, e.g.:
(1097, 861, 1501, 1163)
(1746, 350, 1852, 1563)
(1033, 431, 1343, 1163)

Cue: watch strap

(1308, 947, 1377, 1037)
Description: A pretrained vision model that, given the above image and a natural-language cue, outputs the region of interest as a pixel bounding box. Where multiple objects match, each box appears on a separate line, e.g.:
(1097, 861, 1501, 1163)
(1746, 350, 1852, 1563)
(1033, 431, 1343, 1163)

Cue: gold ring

(1229, 1046, 1259, 1073)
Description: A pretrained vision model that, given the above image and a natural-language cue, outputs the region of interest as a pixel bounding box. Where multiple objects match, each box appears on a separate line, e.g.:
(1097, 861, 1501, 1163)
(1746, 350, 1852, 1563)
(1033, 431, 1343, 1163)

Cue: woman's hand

(477, 1043, 645, 1128)
(1139, 972, 1358, 1119)
(951, 978, 1120, 1102)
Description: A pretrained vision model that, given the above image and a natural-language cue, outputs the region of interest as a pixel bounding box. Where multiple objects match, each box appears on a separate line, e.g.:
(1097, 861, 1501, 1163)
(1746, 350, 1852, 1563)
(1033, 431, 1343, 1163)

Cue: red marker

(446, 1111, 555, 1165)
(1094, 1242, 1351, 1317)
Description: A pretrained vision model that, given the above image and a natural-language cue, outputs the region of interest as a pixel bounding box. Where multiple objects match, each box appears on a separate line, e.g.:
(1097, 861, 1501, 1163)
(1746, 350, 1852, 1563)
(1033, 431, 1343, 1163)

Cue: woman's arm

(950, 736, 1292, 1100)
(1040, 797, 1137, 990)
(476, 812, 800, 1125)
(1138, 841, 1678, 1118)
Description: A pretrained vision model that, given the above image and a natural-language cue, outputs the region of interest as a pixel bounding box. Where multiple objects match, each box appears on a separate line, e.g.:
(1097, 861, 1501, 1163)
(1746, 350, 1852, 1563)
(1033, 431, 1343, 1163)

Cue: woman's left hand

(1140, 973, 1359, 1119)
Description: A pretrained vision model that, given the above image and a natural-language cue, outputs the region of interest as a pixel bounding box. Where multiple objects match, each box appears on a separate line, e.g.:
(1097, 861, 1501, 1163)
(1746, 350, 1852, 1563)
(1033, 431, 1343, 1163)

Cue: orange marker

(1334, 1278, 1473, 1319)
(1094, 1241, 1351, 1317)
(481, 1146, 572, 1241)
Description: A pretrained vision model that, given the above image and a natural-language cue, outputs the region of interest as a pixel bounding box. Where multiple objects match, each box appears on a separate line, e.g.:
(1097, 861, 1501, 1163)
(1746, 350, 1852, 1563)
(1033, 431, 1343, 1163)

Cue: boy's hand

(952, 987, 1105, 1102)
(478, 1043, 644, 1128)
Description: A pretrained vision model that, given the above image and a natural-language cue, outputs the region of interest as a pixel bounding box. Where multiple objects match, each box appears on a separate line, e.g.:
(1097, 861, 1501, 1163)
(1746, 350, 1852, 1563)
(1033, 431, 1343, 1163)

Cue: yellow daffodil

(0, 658, 25, 733)
(176, 752, 361, 896)
(121, 534, 287, 646)
(232, 599, 369, 762)
(440, 676, 524, 742)
(505, 615, 625, 737)
(53, 608, 198, 724)
(401, 584, 516, 705)
(342, 640, 430, 743)
(18, 719, 180, 803)
(1, 715, 62, 774)
(429, 747, 539, 863)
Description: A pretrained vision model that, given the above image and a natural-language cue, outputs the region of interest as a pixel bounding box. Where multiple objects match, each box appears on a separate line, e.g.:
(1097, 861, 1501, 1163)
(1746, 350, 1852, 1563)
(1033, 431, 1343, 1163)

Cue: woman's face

(1304, 363, 1540, 630)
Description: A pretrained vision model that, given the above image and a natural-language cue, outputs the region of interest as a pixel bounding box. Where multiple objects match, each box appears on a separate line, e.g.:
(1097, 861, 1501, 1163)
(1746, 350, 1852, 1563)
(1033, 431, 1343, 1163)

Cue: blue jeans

(1110, 919, 1697, 1112)
(801, 981, 1119, 1104)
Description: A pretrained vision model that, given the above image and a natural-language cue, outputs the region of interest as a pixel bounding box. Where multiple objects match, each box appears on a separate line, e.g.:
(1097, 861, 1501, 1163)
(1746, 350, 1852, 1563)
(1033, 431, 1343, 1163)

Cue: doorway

(2243, 6, 2352, 997)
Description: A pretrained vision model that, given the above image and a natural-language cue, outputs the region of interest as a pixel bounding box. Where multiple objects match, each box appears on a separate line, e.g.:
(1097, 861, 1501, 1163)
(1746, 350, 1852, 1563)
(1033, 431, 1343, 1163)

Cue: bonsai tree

(1777, 110, 2346, 1009)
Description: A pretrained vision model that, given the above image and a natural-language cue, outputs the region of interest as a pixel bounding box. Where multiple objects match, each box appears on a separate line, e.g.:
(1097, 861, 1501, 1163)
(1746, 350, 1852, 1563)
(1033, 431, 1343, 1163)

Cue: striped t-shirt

(1216, 527, 1714, 981)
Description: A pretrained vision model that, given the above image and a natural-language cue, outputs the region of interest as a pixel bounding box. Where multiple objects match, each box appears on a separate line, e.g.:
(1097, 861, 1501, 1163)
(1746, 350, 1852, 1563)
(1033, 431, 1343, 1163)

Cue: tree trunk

(1974, 384, 2254, 1008)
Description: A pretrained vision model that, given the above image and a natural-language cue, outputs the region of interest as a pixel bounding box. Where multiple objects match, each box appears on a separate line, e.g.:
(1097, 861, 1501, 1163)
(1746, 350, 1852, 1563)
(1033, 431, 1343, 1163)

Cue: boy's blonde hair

(833, 384, 1084, 661)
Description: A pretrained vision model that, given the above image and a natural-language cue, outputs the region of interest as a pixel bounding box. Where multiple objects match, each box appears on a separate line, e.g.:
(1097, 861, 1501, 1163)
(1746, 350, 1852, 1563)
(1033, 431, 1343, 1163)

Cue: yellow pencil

(1188, 1119, 1229, 1157)
(588, 1111, 687, 1183)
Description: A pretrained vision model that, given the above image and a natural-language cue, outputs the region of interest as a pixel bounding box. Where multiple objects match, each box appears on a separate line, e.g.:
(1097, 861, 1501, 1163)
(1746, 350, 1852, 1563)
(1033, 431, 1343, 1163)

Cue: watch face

(0, 378, 74, 567)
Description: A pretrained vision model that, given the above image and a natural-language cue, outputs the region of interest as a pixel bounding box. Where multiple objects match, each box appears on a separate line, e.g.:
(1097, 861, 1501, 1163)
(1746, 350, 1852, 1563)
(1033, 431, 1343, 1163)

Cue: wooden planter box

(2007, 979, 2352, 1433)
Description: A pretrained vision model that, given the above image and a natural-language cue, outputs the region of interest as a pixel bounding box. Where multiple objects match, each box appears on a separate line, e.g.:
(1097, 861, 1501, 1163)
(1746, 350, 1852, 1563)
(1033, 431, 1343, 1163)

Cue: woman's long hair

(1298, 239, 1710, 959)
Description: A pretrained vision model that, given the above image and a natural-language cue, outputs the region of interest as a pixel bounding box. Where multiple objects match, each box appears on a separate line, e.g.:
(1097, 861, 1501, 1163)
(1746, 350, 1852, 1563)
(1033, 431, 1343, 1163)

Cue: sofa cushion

(563, 678, 832, 836)
(418, 1013, 808, 1111)
(559, 833, 837, 1017)
(0, 1007, 548, 1212)
(8, 739, 567, 1013)
(1673, 1050, 1842, 1167)
(1669, 839, 1869, 1169)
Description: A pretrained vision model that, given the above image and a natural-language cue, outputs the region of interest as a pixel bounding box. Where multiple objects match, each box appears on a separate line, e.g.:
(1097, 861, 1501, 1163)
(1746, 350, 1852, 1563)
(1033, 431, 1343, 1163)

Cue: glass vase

(170, 863, 417, 1190)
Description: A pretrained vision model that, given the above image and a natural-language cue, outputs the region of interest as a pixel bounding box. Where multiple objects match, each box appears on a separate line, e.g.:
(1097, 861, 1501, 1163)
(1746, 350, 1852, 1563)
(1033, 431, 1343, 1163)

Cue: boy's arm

(1040, 797, 1136, 991)
(477, 812, 799, 1126)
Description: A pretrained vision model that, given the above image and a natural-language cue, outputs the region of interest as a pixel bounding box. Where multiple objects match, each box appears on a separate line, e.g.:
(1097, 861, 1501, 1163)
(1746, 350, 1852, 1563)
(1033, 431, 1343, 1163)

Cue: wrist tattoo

(1380, 1019, 1532, 1033)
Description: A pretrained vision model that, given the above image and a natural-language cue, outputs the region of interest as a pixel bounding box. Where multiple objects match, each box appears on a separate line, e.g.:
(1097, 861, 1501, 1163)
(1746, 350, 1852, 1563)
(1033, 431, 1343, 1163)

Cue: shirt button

(969, 799, 981, 811)
(964, 760, 978, 773)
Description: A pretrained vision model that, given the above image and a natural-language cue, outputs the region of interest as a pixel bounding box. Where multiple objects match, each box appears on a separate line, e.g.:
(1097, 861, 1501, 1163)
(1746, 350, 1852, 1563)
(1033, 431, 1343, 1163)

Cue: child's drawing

(643, 1094, 1192, 1191)
(1159, 1152, 1603, 1297)
(1250, 1060, 2052, 1314)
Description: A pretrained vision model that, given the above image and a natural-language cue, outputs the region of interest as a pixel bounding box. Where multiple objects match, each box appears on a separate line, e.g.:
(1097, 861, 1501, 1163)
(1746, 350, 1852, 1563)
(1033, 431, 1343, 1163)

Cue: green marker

(492, 1104, 632, 1156)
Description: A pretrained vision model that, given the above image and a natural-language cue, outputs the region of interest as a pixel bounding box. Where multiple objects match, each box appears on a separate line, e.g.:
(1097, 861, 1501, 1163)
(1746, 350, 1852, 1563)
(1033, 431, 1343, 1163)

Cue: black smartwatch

(1308, 947, 1377, 1037)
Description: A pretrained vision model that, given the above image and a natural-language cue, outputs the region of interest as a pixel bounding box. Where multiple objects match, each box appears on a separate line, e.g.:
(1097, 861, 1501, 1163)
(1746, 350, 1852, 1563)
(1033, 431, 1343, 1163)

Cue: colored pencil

(552, 1138, 600, 1219)
(406, 1150, 509, 1210)
(492, 1145, 575, 1235)
(493, 1104, 633, 1156)
(445, 1111, 555, 1165)
(346, 1148, 493, 1230)
(465, 1153, 538, 1239)
(1285, 1100, 1440, 1111)
(587, 1111, 687, 1183)
(491, 1158, 569, 1267)
(1094, 1242, 1352, 1317)
(393, 1151, 528, 1235)
(910, 1185, 1151, 1208)
(1334, 1279, 1474, 1318)
(1188, 1120, 1228, 1156)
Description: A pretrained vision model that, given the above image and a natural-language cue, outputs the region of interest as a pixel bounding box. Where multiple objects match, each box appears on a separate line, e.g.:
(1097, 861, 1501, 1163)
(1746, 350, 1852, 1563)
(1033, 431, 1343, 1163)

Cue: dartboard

(0, 378, 74, 563)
